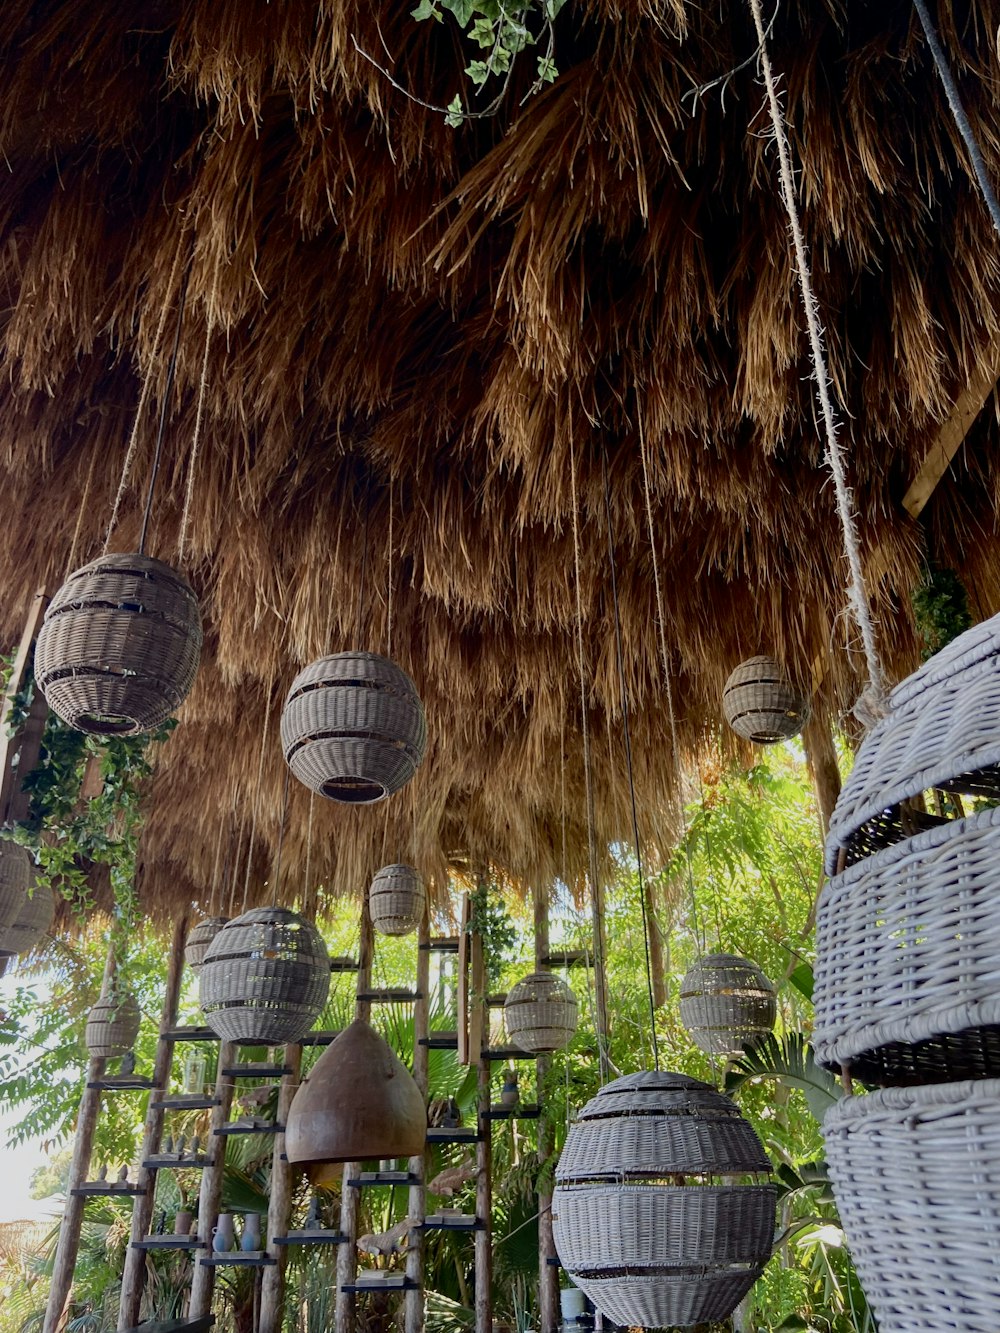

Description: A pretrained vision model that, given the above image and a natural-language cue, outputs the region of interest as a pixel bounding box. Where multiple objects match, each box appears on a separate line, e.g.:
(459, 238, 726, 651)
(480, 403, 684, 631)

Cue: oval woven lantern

(0, 842, 32, 936)
(722, 656, 809, 744)
(184, 915, 230, 972)
(281, 652, 426, 804)
(505, 972, 579, 1053)
(679, 954, 776, 1057)
(369, 864, 425, 936)
(0, 877, 54, 957)
(553, 1072, 775, 1329)
(34, 552, 202, 736)
(199, 906, 330, 1044)
(86, 991, 141, 1058)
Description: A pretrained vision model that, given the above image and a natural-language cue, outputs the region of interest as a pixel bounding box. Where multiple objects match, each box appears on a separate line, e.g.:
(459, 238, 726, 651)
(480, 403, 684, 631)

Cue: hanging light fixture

(285, 1018, 426, 1165)
(722, 656, 809, 744)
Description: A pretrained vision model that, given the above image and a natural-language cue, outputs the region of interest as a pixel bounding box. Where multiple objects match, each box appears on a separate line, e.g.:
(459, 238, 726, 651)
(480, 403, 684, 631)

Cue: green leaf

(536, 54, 558, 82)
(471, 17, 496, 46)
(441, 0, 476, 23)
(725, 1033, 839, 1123)
(411, 0, 442, 19)
(445, 95, 465, 127)
(465, 60, 491, 86)
(544, 0, 569, 16)
(788, 960, 815, 1002)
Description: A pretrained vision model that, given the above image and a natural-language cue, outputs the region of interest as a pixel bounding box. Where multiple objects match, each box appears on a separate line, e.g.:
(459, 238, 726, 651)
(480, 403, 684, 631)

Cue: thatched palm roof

(1, 0, 999, 915)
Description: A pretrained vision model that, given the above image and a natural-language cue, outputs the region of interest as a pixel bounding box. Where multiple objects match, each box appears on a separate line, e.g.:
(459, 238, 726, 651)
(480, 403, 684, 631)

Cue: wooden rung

(214, 1121, 283, 1136)
(419, 1032, 459, 1049)
(540, 949, 589, 968)
(220, 1064, 293, 1078)
(341, 1274, 417, 1291)
(345, 1170, 420, 1187)
(142, 1156, 213, 1170)
(151, 1094, 220, 1110)
(485, 994, 508, 1007)
(329, 956, 360, 973)
(422, 937, 460, 953)
(482, 1104, 541, 1121)
(481, 1047, 534, 1061)
(72, 1183, 146, 1197)
(426, 1126, 480, 1143)
(133, 1236, 202, 1250)
(199, 1252, 276, 1267)
(422, 1214, 483, 1231)
(272, 1229, 347, 1246)
(160, 1026, 218, 1042)
(87, 1076, 158, 1091)
(355, 989, 423, 1003)
(298, 1030, 343, 1047)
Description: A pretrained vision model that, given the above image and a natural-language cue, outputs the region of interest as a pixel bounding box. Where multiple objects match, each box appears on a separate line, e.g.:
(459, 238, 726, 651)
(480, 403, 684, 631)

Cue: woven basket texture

(0, 843, 31, 934)
(722, 656, 809, 744)
(824, 1078, 1000, 1332)
(199, 906, 330, 1043)
(0, 878, 54, 956)
(281, 652, 426, 804)
(824, 612, 1000, 871)
(554, 1072, 773, 1329)
(679, 954, 776, 1056)
(815, 805, 1000, 1082)
(184, 916, 230, 971)
(34, 553, 202, 736)
(504, 972, 579, 1053)
(86, 992, 141, 1057)
(369, 864, 425, 936)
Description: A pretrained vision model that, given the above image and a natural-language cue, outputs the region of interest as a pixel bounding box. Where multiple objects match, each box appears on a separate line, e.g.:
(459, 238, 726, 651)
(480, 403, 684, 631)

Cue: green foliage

(911, 565, 972, 660)
(467, 877, 518, 990)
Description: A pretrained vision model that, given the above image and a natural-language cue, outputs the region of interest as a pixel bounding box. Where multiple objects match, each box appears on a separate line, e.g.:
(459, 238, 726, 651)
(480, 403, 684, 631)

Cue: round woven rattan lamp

(680, 954, 776, 1057)
(722, 656, 809, 744)
(553, 1071, 775, 1328)
(369, 864, 425, 936)
(285, 1018, 426, 1166)
(0, 877, 54, 957)
(505, 972, 579, 1053)
(0, 842, 32, 935)
(199, 906, 330, 1044)
(184, 915, 230, 972)
(34, 553, 202, 736)
(281, 652, 426, 804)
(86, 992, 141, 1058)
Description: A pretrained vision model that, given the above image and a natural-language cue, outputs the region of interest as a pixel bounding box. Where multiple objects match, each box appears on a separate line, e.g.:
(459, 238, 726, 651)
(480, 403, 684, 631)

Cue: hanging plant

(467, 876, 517, 990)
(910, 565, 972, 660)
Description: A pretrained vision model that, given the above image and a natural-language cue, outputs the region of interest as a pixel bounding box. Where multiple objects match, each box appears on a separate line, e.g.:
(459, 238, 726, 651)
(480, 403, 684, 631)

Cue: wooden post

(472, 930, 492, 1333)
(259, 1041, 303, 1333)
(802, 713, 842, 841)
(118, 915, 189, 1330)
(334, 900, 375, 1333)
(0, 589, 49, 824)
(404, 906, 430, 1333)
(189, 1041, 237, 1319)
(533, 885, 559, 1333)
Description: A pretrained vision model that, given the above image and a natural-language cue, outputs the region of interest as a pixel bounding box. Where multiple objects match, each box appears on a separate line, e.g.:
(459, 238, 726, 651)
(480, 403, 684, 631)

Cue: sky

(0, 968, 63, 1225)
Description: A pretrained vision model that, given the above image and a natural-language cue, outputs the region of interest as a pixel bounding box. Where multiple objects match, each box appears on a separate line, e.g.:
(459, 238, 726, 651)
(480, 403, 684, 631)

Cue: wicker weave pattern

(199, 907, 330, 1043)
(553, 1072, 773, 1328)
(0, 843, 31, 934)
(184, 916, 230, 972)
(680, 954, 776, 1056)
(369, 864, 425, 936)
(281, 652, 426, 803)
(722, 656, 809, 743)
(815, 806, 1000, 1081)
(34, 553, 202, 736)
(0, 878, 54, 956)
(824, 1079, 1000, 1332)
(504, 972, 578, 1053)
(86, 992, 141, 1057)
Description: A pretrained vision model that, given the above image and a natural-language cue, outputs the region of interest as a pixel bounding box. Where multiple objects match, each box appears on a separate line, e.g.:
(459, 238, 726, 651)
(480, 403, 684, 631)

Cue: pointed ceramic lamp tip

(285, 1018, 426, 1165)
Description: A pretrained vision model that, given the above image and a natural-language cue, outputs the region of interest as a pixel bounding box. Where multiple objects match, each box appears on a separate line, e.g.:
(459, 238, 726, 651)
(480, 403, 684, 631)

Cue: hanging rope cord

(601, 451, 661, 1072)
(747, 0, 887, 711)
(177, 258, 217, 560)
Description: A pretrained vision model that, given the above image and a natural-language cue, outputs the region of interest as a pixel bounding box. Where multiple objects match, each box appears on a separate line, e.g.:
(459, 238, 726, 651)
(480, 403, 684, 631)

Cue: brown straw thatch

(0, 0, 999, 918)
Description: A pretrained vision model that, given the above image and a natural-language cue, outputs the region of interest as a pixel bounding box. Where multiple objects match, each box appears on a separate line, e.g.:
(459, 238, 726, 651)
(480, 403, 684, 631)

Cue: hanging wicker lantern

(286, 1018, 426, 1167)
(281, 652, 426, 804)
(34, 553, 202, 736)
(553, 1072, 775, 1329)
(369, 864, 425, 936)
(679, 954, 776, 1057)
(0, 877, 54, 957)
(722, 656, 809, 744)
(199, 906, 330, 1044)
(504, 972, 579, 1053)
(0, 842, 31, 936)
(86, 991, 142, 1058)
(184, 915, 230, 972)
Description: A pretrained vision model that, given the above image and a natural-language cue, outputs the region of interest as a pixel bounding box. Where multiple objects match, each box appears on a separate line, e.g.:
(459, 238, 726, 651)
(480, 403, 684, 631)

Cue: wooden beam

(0, 589, 49, 824)
(189, 1042, 237, 1319)
(404, 906, 430, 1333)
(533, 885, 559, 1333)
(472, 930, 492, 1333)
(903, 356, 1000, 518)
(259, 1042, 303, 1333)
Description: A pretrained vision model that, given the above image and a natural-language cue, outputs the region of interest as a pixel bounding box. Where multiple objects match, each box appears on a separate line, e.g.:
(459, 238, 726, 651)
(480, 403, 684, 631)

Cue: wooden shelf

(355, 989, 423, 1004)
(133, 1236, 201, 1250)
(72, 1183, 145, 1197)
(272, 1229, 347, 1246)
(199, 1251, 275, 1268)
(151, 1094, 220, 1110)
(482, 1104, 541, 1121)
(160, 1026, 218, 1042)
(346, 1170, 420, 1187)
(341, 1273, 417, 1292)
(220, 1063, 292, 1079)
(87, 1076, 158, 1091)
(486, 994, 508, 1007)
(214, 1121, 283, 1136)
(298, 1030, 343, 1047)
(423, 937, 459, 953)
(426, 1127, 480, 1144)
(419, 1032, 458, 1049)
(422, 1214, 482, 1231)
(142, 1156, 213, 1170)
(329, 956, 360, 973)
(481, 1047, 535, 1061)
(540, 948, 588, 969)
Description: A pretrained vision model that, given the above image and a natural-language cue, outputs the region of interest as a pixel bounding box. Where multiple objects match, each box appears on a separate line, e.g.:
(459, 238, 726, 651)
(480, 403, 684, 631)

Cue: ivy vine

(467, 876, 518, 989)
(911, 566, 972, 661)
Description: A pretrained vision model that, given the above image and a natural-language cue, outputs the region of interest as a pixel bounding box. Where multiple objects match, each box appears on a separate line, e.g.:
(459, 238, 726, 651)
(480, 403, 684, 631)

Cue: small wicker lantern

(34, 552, 202, 736)
(554, 1072, 775, 1329)
(0, 842, 32, 935)
(369, 864, 425, 936)
(281, 652, 426, 803)
(199, 906, 330, 1044)
(86, 991, 142, 1058)
(184, 915, 230, 972)
(680, 954, 776, 1057)
(505, 972, 579, 1053)
(722, 656, 809, 743)
(0, 877, 54, 957)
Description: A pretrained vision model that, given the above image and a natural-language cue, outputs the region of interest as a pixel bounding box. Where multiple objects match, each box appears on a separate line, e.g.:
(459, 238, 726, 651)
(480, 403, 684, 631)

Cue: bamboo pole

(189, 1041, 236, 1318)
(118, 915, 189, 1330)
(404, 905, 430, 1333)
(533, 884, 559, 1333)
(259, 1041, 303, 1333)
(334, 901, 375, 1333)
(472, 930, 492, 1333)
(43, 945, 116, 1333)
